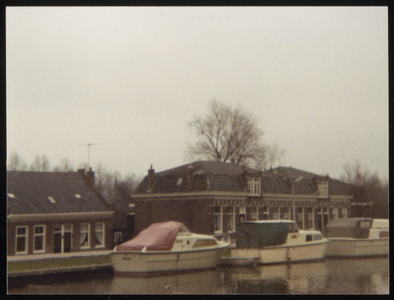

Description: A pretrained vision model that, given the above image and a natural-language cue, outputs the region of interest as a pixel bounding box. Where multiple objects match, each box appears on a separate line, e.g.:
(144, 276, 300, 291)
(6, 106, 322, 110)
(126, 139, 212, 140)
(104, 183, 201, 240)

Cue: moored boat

(230, 220, 327, 265)
(111, 221, 230, 276)
(324, 218, 388, 258)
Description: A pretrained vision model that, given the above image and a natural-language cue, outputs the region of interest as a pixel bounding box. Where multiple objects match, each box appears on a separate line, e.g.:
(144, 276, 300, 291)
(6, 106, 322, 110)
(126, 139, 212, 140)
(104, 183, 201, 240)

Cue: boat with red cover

(111, 221, 230, 276)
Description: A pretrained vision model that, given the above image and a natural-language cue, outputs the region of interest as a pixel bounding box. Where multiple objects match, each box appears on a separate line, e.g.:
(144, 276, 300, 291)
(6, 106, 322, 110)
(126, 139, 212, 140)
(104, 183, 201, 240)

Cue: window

(380, 231, 388, 238)
(75, 194, 82, 199)
(306, 235, 313, 242)
(307, 208, 314, 229)
(250, 207, 258, 220)
(271, 207, 279, 219)
(226, 206, 235, 233)
(239, 206, 246, 223)
(16, 226, 28, 254)
(95, 223, 105, 247)
(80, 223, 90, 248)
(47, 196, 56, 204)
(261, 207, 269, 220)
(214, 206, 223, 233)
(177, 177, 183, 186)
(281, 207, 290, 219)
(113, 231, 124, 244)
(7, 193, 15, 199)
(297, 207, 304, 229)
(340, 207, 348, 219)
(33, 225, 45, 253)
(247, 177, 261, 196)
(318, 181, 329, 198)
(332, 208, 339, 220)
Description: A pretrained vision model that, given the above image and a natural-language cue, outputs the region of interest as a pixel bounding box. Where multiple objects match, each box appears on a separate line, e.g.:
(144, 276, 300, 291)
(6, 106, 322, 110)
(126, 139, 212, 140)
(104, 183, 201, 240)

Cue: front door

(53, 224, 72, 253)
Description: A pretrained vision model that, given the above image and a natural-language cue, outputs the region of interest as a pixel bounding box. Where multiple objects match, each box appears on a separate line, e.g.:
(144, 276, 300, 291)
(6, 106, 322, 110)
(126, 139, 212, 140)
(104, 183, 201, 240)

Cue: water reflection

(324, 258, 389, 294)
(111, 269, 227, 294)
(8, 257, 388, 294)
(218, 261, 327, 294)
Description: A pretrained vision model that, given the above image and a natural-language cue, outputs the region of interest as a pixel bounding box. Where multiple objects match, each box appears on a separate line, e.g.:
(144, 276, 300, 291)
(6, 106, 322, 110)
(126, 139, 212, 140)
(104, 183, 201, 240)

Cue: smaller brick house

(7, 169, 113, 256)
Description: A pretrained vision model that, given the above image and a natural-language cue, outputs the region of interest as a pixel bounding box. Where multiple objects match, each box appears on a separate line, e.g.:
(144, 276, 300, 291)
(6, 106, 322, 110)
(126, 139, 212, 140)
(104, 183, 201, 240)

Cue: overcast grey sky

(6, 7, 388, 180)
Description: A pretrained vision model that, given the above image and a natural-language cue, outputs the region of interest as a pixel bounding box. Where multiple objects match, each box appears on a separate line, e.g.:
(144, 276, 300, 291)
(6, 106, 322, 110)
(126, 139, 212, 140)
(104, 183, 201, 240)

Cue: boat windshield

(288, 223, 299, 233)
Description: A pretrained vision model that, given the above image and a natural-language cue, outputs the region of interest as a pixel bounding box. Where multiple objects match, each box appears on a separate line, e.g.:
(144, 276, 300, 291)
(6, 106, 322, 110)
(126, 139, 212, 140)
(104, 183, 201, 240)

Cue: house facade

(132, 161, 352, 237)
(7, 169, 113, 256)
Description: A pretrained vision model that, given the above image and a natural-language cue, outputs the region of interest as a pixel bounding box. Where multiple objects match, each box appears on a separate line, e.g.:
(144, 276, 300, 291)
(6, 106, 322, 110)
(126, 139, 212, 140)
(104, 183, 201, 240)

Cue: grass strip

(8, 255, 112, 273)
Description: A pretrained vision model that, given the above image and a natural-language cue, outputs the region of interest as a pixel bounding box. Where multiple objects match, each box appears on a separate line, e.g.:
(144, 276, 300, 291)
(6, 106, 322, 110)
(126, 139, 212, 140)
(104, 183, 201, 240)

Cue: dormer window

(318, 181, 329, 198)
(47, 196, 56, 204)
(247, 177, 261, 196)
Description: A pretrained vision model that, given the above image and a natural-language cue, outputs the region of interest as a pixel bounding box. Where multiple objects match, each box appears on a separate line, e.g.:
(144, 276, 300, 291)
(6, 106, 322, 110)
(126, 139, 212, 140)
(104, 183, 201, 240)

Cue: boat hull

(218, 256, 259, 267)
(325, 238, 388, 258)
(111, 244, 228, 276)
(231, 240, 327, 265)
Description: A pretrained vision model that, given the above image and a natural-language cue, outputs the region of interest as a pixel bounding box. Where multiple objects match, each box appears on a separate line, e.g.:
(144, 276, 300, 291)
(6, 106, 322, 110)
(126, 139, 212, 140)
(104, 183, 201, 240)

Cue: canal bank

(7, 250, 112, 278)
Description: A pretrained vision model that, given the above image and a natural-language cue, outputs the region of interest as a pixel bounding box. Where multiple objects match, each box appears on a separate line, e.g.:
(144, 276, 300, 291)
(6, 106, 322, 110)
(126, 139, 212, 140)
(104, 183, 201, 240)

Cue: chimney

(147, 164, 155, 192)
(86, 167, 95, 189)
(187, 164, 194, 191)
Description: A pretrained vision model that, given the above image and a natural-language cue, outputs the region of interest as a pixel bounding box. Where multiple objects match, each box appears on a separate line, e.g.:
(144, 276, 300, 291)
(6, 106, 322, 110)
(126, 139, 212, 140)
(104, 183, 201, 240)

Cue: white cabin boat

(230, 220, 327, 265)
(324, 218, 388, 258)
(111, 221, 230, 276)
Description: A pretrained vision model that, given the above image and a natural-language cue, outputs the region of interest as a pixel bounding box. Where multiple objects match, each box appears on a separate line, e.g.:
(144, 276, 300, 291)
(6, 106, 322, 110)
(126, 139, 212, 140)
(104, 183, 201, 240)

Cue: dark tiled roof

(262, 167, 352, 195)
(134, 162, 351, 196)
(135, 161, 253, 194)
(7, 171, 110, 215)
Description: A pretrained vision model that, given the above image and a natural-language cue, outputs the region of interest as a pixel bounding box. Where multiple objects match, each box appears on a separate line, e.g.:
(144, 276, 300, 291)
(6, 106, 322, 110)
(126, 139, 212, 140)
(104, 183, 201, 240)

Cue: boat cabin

(236, 220, 298, 248)
(324, 218, 388, 239)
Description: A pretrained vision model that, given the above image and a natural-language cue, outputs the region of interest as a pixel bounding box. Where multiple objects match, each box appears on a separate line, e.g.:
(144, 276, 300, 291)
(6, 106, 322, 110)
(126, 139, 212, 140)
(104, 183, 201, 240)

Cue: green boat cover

(236, 221, 293, 248)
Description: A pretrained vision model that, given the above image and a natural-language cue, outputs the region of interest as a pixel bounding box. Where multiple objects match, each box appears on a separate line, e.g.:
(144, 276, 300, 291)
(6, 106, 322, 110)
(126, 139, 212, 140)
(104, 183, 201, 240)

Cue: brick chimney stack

(86, 167, 95, 189)
(187, 164, 194, 191)
(147, 165, 155, 192)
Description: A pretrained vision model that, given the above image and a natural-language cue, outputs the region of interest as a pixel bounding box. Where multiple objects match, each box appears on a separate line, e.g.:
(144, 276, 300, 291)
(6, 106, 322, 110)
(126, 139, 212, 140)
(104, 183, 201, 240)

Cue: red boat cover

(115, 221, 184, 251)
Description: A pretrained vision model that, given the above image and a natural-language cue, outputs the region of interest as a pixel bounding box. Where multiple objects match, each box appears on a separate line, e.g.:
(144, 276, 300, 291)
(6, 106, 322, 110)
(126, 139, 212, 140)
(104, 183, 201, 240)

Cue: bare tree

(187, 100, 285, 168)
(53, 157, 75, 172)
(7, 151, 28, 171)
(341, 160, 388, 218)
(30, 154, 51, 171)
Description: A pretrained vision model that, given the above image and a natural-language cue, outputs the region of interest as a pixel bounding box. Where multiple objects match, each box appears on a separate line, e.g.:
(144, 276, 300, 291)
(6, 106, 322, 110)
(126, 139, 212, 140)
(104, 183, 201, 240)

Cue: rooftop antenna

(81, 143, 99, 168)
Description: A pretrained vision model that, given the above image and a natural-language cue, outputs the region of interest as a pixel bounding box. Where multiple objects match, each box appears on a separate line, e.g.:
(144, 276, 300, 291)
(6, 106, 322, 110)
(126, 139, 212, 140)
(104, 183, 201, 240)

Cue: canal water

(8, 257, 388, 294)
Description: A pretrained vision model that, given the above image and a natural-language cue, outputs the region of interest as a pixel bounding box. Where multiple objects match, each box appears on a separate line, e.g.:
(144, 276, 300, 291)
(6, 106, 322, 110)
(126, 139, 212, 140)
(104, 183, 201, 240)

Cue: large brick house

(132, 161, 352, 237)
(7, 169, 113, 256)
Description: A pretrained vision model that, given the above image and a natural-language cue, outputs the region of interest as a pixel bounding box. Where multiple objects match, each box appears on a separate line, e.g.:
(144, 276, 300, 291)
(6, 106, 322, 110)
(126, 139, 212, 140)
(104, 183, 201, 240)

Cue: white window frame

(318, 181, 329, 198)
(297, 207, 304, 229)
(214, 206, 223, 233)
(271, 207, 279, 219)
(308, 211, 314, 229)
(33, 225, 45, 253)
(281, 207, 290, 219)
(247, 177, 261, 196)
(250, 207, 258, 220)
(16, 226, 28, 254)
(80, 223, 90, 249)
(341, 207, 348, 219)
(226, 206, 236, 233)
(262, 207, 269, 220)
(95, 222, 105, 248)
(332, 208, 339, 220)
